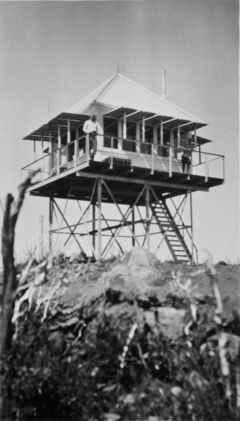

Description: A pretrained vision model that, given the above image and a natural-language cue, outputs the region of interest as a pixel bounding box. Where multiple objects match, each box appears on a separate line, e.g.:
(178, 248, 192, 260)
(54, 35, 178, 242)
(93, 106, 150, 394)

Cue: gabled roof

(23, 73, 208, 142)
(68, 72, 205, 126)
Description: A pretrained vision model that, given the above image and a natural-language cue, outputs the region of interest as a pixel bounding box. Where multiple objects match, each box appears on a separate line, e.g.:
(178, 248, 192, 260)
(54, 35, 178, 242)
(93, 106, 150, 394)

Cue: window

(103, 117, 118, 148)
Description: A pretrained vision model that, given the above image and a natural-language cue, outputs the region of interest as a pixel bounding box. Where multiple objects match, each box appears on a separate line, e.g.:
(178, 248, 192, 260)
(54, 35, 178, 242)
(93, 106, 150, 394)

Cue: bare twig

(0, 170, 39, 355)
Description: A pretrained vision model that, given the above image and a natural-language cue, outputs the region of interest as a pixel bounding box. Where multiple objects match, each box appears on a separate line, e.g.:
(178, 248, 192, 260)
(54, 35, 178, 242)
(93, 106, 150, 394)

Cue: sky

(0, 0, 239, 263)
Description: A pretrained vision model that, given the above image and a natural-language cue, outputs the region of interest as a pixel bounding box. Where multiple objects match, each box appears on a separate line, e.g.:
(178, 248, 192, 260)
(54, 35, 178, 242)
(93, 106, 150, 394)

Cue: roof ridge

(117, 73, 204, 123)
(69, 73, 118, 112)
(94, 73, 118, 102)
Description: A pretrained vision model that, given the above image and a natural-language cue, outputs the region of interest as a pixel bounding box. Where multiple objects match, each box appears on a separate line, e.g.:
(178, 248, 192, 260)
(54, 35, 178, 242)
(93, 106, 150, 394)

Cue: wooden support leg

(53, 198, 84, 254)
(97, 178, 102, 259)
(145, 185, 150, 251)
(190, 191, 194, 264)
(132, 206, 135, 247)
(92, 200, 96, 257)
(101, 180, 143, 255)
(49, 195, 53, 253)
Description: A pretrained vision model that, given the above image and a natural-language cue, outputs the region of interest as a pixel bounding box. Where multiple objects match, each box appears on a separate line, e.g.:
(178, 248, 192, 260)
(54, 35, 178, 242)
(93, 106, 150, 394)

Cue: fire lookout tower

(22, 73, 225, 263)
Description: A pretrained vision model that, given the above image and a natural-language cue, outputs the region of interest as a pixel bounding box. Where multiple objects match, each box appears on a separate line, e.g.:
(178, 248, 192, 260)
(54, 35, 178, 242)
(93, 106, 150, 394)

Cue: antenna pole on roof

(162, 70, 167, 100)
(117, 65, 119, 74)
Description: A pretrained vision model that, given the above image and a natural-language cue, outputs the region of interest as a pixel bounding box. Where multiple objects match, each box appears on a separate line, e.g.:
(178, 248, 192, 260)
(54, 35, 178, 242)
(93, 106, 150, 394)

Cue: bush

(1, 305, 239, 421)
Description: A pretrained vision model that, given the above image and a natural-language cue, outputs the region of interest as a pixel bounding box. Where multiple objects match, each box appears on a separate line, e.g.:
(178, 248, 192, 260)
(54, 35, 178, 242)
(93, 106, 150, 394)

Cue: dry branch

(0, 171, 39, 355)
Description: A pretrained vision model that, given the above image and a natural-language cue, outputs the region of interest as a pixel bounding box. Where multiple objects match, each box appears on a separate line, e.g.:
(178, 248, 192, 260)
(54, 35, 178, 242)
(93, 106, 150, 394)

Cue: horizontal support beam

(76, 171, 208, 192)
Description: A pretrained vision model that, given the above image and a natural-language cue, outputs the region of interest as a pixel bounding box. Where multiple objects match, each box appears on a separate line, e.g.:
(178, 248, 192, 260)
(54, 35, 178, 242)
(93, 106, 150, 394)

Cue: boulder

(48, 331, 65, 355)
(144, 307, 187, 340)
(119, 247, 160, 268)
(101, 247, 163, 290)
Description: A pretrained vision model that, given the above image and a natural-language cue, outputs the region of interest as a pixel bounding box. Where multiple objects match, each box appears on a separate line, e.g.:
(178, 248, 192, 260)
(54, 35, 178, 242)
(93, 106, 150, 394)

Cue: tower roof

(68, 72, 205, 125)
(24, 73, 208, 142)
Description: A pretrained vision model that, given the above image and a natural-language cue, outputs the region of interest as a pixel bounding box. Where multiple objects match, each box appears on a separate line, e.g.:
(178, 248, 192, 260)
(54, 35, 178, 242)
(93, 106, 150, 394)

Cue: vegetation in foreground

(1, 253, 240, 421)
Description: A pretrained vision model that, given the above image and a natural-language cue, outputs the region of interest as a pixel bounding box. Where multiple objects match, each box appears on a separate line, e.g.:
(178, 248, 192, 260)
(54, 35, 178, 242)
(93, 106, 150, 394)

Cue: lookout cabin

(22, 73, 225, 262)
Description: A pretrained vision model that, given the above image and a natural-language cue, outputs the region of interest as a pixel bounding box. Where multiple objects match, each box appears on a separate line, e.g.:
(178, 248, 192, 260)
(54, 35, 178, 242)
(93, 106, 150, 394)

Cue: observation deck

(23, 133, 224, 204)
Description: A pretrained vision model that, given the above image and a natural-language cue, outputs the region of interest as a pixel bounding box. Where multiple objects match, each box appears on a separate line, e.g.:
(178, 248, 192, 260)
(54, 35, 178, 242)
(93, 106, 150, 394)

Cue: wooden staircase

(150, 200, 192, 263)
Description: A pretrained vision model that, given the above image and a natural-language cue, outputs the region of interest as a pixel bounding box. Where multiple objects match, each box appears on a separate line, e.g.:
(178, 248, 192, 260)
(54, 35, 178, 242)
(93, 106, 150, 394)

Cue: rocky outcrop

(5, 247, 240, 421)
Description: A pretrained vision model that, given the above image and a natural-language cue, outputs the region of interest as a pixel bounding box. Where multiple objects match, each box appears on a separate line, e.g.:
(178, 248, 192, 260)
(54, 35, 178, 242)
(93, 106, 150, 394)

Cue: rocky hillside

(1, 247, 240, 421)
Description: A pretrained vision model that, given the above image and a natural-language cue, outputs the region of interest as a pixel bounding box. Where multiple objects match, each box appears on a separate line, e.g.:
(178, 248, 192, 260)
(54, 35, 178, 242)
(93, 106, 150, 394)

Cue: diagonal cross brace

(53, 199, 85, 254)
(101, 180, 145, 257)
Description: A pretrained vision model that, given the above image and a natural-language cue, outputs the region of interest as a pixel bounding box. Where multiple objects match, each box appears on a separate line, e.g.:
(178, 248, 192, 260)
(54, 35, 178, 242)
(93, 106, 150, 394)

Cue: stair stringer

(149, 191, 192, 263)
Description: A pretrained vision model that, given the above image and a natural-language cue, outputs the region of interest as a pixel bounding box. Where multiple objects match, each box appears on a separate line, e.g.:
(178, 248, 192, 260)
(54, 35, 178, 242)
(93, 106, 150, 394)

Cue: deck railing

(21, 134, 225, 183)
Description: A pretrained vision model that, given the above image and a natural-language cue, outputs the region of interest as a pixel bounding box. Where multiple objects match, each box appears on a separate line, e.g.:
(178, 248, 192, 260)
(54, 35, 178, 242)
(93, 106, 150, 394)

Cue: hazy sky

(0, 0, 239, 262)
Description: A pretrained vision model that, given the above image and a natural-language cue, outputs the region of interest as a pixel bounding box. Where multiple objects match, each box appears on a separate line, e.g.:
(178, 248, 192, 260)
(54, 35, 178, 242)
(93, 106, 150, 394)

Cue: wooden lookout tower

(22, 73, 225, 263)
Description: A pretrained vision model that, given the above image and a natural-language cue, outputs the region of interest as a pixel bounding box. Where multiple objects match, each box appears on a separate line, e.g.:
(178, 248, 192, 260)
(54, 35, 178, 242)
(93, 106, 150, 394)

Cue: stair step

(152, 200, 192, 262)
(171, 244, 184, 251)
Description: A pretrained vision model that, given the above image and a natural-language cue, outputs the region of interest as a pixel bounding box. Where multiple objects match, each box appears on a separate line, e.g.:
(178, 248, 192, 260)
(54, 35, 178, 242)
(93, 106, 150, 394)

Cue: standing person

(181, 151, 191, 174)
(83, 115, 99, 160)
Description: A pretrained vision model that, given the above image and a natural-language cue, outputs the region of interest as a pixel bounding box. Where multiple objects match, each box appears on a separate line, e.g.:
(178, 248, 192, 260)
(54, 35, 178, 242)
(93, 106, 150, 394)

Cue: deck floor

(28, 156, 224, 204)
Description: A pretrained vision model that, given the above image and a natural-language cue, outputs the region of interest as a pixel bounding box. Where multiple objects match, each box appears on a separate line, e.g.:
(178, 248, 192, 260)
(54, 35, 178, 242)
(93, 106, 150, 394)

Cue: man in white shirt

(83, 115, 99, 160)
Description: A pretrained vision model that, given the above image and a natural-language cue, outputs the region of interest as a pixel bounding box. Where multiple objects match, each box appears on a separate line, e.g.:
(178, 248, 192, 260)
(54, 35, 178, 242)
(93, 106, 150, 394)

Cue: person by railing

(181, 150, 191, 174)
(83, 115, 99, 160)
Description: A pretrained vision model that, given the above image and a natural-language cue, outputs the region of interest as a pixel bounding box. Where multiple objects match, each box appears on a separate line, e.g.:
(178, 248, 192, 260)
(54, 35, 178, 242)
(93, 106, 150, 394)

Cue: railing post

(136, 139, 140, 154)
(118, 119, 123, 150)
(177, 121, 180, 149)
(110, 137, 113, 169)
(205, 153, 208, 181)
(123, 111, 127, 139)
(57, 149, 60, 175)
(197, 142, 201, 165)
(160, 118, 163, 145)
(169, 146, 172, 177)
(49, 128, 53, 171)
(41, 133, 44, 158)
(136, 122, 140, 153)
(86, 134, 90, 161)
(223, 156, 225, 182)
(142, 115, 145, 143)
(74, 139, 79, 168)
(151, 143, 154, 175)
